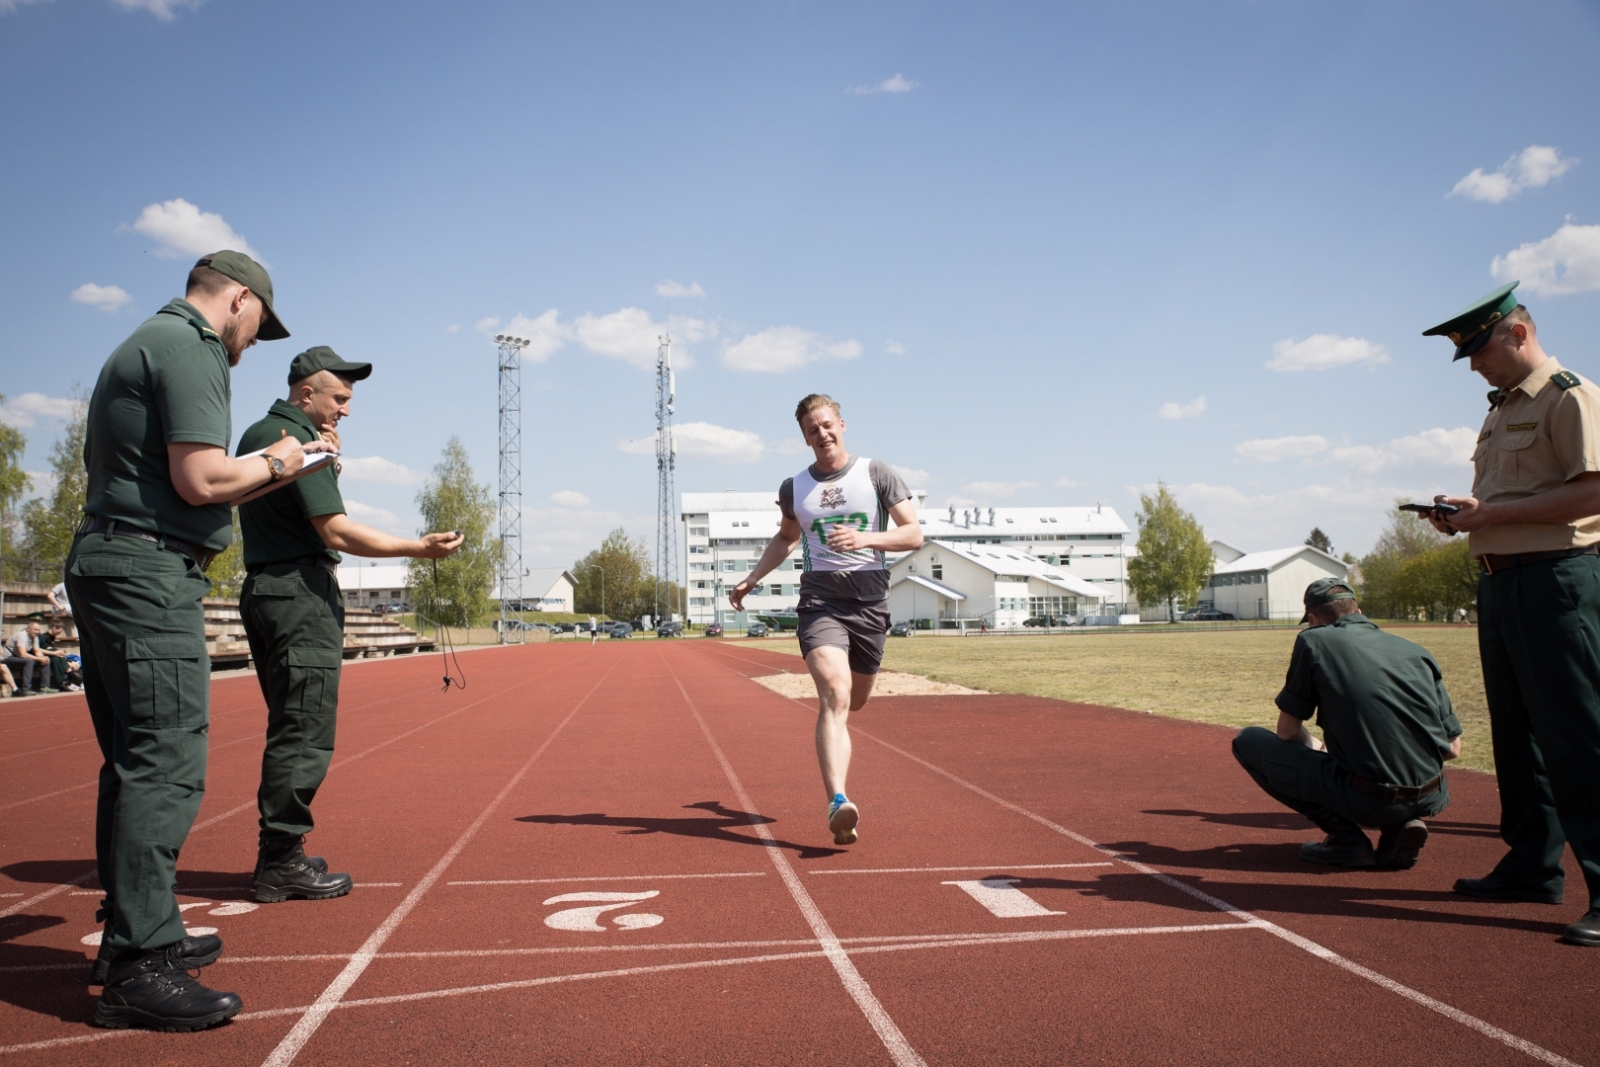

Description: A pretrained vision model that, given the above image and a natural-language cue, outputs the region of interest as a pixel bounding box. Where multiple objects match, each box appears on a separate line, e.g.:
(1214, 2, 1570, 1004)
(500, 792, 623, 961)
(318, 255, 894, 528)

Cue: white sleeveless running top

(779, 457, 911, 601)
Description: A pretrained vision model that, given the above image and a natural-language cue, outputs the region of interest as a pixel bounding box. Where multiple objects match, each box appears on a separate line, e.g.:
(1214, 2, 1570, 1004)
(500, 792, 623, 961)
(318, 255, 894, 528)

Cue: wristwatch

(263, 454, 287, 481)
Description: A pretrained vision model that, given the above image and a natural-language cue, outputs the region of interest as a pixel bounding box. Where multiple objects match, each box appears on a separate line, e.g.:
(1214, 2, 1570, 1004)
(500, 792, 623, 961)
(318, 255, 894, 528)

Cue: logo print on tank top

(820, 486, 846, 509)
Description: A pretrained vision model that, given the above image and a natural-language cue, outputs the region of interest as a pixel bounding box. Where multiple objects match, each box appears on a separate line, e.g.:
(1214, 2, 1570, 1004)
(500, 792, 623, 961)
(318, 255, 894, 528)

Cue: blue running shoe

(828, 793, 859, 845)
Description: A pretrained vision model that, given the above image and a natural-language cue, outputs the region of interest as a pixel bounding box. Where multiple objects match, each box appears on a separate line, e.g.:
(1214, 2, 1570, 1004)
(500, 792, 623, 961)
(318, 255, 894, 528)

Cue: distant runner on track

(729, 394, 923, 844)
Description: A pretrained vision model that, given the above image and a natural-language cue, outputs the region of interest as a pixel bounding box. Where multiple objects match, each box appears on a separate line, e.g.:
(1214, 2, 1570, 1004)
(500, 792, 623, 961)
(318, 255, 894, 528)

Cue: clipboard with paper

(229, 447, 340, 507)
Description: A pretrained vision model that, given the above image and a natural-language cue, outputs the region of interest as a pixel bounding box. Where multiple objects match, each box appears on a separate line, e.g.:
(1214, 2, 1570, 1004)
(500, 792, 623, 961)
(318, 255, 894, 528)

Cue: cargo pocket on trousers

(287, 647, 344, 737)
(125, 632, 209, 729)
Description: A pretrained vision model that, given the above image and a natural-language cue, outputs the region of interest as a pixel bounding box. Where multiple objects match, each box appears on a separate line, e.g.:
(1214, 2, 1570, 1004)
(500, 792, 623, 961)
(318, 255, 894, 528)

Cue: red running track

(0, 640, 1595, 1066)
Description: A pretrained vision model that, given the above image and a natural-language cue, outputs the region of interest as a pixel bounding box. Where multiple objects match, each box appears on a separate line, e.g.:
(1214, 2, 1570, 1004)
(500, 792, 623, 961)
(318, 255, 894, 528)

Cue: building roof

(1210, 540, 1246, 564)
(920, 505, 1129, 540)
(891, 573, 967, 600)
(682, 491, 780, 516)
(901, 540, 1106, 599)
(1212, 545, 1346, 576)
(493, 568, 576, 601)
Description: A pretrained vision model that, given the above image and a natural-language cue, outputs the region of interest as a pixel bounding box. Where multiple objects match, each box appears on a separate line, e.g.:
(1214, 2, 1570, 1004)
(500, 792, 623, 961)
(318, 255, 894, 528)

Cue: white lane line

(448, 872, 766, 885)
(0, 738, 93, 763)
(665, 659, 928, 1067)
(0, 779, 97, 812)
(0, 923, 1253, 1056)
(850, 724, 1585, 1067)
(257, 662, 618, 1067)
(812, 862, 1113, 875)
(0, 871, 95, 920)
(0, 893, 21, 897)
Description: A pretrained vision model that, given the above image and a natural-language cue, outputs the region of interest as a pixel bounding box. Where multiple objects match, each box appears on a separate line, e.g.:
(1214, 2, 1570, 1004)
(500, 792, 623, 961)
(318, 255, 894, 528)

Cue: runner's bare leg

(806, 645, 876, 797)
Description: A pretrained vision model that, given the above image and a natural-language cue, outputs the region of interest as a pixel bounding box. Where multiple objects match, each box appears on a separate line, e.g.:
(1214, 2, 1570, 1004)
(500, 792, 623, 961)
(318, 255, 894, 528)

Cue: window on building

(722, 560, 737, 571)
(689, 526, 708, 536)
(931, 564, 943, 580)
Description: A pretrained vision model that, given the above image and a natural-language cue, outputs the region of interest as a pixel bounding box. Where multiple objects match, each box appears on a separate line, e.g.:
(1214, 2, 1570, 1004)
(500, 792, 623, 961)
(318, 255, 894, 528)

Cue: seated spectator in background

(3, 622, 50, 696)
(47, 579, 72, 617)
(36, 621, 76, 691)
(1232, 579, 1463, 869)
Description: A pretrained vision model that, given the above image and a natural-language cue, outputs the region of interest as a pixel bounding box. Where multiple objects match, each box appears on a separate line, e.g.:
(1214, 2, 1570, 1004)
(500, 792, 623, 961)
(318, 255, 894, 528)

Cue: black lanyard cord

(429, 558, 467, 692)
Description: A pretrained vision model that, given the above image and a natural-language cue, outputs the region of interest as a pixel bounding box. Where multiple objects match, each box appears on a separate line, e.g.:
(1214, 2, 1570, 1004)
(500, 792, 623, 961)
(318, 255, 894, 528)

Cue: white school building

(1197, 541, 1349, 621)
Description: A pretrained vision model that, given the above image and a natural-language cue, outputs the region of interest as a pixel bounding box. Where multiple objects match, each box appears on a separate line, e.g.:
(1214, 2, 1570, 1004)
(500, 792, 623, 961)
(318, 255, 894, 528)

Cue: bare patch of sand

(752, 670, 988, 699)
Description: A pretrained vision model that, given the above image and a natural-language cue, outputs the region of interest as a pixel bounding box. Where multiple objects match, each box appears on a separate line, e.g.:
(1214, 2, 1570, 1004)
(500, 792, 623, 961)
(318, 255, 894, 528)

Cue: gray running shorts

(797, 595, 891, 675)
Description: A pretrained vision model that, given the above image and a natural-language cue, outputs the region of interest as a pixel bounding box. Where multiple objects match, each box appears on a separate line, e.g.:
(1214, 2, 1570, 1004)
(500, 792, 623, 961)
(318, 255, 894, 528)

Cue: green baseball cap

(196, 250, 289, 341)
(288, 345, 372, 386)
(1300, 577, 1356, 623)
(1422, 281, 1520, 361)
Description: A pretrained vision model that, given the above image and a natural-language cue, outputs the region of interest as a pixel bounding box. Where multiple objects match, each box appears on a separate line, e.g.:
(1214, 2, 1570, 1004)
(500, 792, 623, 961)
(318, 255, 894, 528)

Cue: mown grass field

(751, 624, 1494, 773)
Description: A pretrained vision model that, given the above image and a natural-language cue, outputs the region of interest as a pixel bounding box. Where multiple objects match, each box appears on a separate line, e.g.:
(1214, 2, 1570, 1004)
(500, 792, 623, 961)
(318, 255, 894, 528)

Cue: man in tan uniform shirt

(1423, 281, 1600, 947)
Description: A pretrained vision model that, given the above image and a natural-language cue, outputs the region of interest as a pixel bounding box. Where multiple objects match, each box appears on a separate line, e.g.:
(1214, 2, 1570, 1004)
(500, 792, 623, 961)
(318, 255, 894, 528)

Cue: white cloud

(344, 501, 409, 537)
(128, 198, 258, 260)
(475, 316, 500, 333)
(572, 308, 712, 370)
(339, 456, 426, 486)
(1492, 223, 1600, 296)
(446, 324, 460, 334)
(891, 465, 930, 485)
(851, 73, 918, 95)
(722, 326, 861, 374)
(656, 280, 705, 298)
(1056, 477, 1083, 488)
(1328, 427, 1478, 473)
(885, 340, 907, 355)
(496, 310, 568, 363)
(961, 480, 1036, 499)
(1147, 479, 1441, 558)
(1450, 145, 1577, 203)
(941, 495, 976, 507)
(551, 490, 591, 508)
(71, 283, 132, 312)
(111, 0, 204, 17)
(516, 503, 649, 569)
(1266, 335, 1390, 372)
(1234, 435, 1330, 461)
(617, 421, 764, 463)
(0, 392, 77, 428)
(1158, 395, 1206, 420)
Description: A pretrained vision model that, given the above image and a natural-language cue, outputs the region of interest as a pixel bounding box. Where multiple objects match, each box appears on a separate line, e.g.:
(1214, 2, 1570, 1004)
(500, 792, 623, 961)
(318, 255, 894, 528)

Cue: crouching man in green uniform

(238, 347, 461, 903)
(70, 251, 324, 1030)
(1232, 579, 1463, 870)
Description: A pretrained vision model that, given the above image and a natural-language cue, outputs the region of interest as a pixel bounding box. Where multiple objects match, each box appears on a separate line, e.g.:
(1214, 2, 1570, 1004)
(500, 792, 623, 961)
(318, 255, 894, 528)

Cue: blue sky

(3, 0, 1598, 566)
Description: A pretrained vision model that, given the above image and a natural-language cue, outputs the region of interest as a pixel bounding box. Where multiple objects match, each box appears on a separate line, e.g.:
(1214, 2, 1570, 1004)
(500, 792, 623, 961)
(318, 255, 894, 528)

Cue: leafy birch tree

(1125, 483, 1213, 622)
(408, 437, 498, 627)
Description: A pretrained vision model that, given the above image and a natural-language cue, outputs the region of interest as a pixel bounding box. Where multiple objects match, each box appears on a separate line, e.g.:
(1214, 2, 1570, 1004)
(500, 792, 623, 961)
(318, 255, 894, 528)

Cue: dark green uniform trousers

(240, 562, 344, 851)
(65, 533, 212, 956)
(1478, 554, 1600, 907)
(1232, 726, 1448, 837)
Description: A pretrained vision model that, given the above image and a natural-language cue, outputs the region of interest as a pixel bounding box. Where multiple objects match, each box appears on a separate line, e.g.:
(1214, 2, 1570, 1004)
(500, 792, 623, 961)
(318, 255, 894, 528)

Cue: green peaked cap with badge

(287, 345, 373, 386)
(198, 250, 290, 341)
(1300, 576, 1356, 624)
(1423, 281, 1520, 361)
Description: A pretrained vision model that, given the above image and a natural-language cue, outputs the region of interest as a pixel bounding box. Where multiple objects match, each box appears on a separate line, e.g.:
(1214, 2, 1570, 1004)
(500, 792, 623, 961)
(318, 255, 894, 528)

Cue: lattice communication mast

(494, 333, 528, 643)
(654, 333, 679, 624)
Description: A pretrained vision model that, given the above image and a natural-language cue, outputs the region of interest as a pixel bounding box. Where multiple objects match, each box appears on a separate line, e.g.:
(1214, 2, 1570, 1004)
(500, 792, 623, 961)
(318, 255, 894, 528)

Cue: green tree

(1125, 482, 1213, 622)
(1358, 503, 1455, 619)
(0, 396, 28, 577)
(1305, 527, 1334, 554)
(20, 393, 88, 570)
(573, 528, 651, 619)
(408, 437, 498, 627)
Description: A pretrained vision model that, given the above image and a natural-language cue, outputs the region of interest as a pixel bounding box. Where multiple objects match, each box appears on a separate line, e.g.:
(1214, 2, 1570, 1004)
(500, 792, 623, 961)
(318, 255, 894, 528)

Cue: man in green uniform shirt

(1423, 283, 1600, 947)
(68, 251, 326, 1030)
(237, 347, 461, 902)
(1232, 579, 1462, 870)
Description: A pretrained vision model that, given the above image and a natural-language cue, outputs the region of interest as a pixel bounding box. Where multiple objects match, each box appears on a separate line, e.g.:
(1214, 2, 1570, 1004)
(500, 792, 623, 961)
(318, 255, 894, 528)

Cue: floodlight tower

(654, 333, 679, 624)
(495, 333, 528, 643)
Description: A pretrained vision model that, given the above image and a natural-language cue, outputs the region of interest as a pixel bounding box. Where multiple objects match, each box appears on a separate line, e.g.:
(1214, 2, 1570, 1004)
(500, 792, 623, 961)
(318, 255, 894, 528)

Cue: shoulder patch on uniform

(1477, 429, 1492, 443)
(1506, 421, 1538, 432)
(1552, 370, 1582, 390)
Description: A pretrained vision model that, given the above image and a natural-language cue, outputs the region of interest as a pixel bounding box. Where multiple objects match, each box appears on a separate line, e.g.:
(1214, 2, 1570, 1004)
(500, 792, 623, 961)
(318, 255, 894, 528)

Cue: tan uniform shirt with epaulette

(1469, 357, 1600, 556)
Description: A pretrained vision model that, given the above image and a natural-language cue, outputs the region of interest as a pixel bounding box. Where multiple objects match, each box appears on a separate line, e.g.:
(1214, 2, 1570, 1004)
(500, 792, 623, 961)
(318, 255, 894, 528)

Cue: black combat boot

(254, 839, 352, 903)
(1299, 832, 1376, 867)
(90, 944, 242, 1031)
(1453, 870, 1564, 905)
(1375, 820, 1429, 870)
(1561, 908, 1600, 947)
(252, 835, 328, 883)
(90, 923, 223, 984)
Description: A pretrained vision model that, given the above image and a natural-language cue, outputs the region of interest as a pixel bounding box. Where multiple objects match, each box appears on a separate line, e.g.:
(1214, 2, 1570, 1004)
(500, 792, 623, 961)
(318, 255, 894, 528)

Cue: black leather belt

(78, 515, 218, 570)
(247, 555, 338, 575)
(1478, 543, 1599, 575)
(1350, 773, 1441, 803)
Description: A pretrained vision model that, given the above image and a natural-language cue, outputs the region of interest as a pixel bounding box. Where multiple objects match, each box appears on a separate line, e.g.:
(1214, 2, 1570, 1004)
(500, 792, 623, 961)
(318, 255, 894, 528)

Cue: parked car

(746, 622, 770, 638)
(608, 623, 631, 638)
(656, 620, 683, 638)
(704, 623, 724, 637)
(552, 622, 576, 633)
(888, 621, 911, 637)
(1182, 609, 1236, 621)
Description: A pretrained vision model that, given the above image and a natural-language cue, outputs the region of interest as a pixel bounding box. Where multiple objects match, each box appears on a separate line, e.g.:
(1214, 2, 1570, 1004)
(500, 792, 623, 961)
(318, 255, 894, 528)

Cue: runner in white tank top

(729, 395, 923, 845)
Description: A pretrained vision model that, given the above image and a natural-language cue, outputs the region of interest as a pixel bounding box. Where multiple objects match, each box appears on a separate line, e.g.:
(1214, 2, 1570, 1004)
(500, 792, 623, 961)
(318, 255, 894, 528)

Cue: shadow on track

(518, 800, 846, 860)
(1142, 809, 1502, 839)
(1, 859, 96, 886)
(0, 913, 97, 1024)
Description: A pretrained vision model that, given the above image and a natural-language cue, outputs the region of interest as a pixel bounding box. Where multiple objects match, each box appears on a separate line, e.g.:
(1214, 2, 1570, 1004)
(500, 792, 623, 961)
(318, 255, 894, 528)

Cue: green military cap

(1300, 576, 1355, 624)
(196, 250, 289, 341)
(1422, 281, 1520, 361)
(288, 345, 373, 386)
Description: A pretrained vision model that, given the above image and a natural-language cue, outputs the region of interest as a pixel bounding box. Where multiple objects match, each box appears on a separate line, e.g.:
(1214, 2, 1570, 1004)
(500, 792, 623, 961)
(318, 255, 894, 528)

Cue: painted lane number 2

(542, 890, 664, 932)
